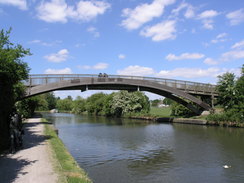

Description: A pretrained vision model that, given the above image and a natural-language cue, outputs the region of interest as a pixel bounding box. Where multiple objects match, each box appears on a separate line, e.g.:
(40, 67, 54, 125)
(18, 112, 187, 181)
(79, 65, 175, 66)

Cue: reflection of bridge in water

(23, 74, 218, 114)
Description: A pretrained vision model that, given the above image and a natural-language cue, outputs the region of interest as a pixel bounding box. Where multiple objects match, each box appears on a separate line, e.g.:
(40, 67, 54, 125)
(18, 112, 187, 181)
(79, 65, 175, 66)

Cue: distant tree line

(20, 91, 150, 117)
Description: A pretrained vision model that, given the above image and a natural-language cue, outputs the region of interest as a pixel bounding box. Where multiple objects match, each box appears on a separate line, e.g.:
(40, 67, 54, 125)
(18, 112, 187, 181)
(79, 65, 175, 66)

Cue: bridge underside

(24, 77, 213, 115)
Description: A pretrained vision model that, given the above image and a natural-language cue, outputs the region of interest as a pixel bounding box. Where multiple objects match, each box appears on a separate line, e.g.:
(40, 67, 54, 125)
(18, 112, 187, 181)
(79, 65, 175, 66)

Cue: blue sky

(1, 0, 244, 99)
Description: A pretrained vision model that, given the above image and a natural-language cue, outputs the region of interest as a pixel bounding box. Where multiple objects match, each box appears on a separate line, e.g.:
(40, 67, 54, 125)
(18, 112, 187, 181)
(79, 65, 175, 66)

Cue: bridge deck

(24, 74, 217, 96)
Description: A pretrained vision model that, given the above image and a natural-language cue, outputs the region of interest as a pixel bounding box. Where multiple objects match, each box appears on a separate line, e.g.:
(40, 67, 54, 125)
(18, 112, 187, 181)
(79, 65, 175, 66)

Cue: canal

(43, 113, 244, 183)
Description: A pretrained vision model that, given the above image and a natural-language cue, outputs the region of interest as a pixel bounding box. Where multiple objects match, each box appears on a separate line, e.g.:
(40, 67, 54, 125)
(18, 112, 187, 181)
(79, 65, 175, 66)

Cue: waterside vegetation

(43, 118, 92, 183)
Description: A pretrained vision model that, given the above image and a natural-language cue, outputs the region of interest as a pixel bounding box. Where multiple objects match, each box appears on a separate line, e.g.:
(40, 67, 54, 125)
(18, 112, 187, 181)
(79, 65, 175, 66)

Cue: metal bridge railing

(23, 74, 217, 95)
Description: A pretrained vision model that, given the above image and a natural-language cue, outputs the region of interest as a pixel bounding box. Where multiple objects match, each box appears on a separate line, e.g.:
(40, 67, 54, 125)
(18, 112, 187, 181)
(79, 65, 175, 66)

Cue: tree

(207, 65, 244, 123)
(0, 28, 31, 151)
(170, 101, 195, 117)
(216, 72, 237, 110)
(110, 91, 150, 117)
(151, 99, 161, 107)
(72, 96, 86, 114)
(163, 98, 173, 106)
(85, 93, 107, 114)
(56, 97, 74, 111)
(45, 92, 57, 110)
(16, 96, 40, 118)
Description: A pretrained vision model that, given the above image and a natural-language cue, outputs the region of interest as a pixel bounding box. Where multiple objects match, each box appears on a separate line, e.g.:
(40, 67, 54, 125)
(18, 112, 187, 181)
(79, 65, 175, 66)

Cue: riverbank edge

(128, 116, 244, 128)
(42, 118, 92, 183)
(39, 110, 243, 128)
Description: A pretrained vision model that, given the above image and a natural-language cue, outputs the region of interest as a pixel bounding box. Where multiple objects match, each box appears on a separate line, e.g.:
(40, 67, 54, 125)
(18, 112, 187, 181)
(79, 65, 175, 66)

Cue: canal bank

(42, 118, 92, 183)
(0, 117, 92, 183)
(129, 116, 244, 128)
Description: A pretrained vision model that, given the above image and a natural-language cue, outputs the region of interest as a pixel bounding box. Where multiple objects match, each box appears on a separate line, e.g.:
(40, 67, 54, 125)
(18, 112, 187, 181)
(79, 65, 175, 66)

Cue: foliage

(216, 72, 236, 110)
(45, 92, 57, 110)
(55, 91, 150, 118)
(16, 96, 40, 118)
(109, 91, 150, 117)
(56, 96, 74, 112)
(162, 98, 173, 105)
(85, 93, 107, 114)
(206, 109, 243, 123)
(0, 28, 30, 150)
(207, 64, 244, 123)
(151, 99, 161, 107)
(170, 101, 196, 117)
(72, 96, 86, 114)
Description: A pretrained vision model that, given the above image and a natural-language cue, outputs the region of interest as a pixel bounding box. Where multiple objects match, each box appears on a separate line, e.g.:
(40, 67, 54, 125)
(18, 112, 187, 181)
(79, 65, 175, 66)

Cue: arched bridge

(23, 74, 218, 115)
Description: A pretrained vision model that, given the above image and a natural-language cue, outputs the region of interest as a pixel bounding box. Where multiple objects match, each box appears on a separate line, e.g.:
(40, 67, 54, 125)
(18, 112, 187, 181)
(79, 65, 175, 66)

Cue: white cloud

(140, 20, 176, 41)
(36, 0, 70, 23)
(157, 67, 220, 78)
(221, 50, 244, 61)
(231, 40, 244, 49)
(166, 52, 205, 61)
(202, 19, 214, 30)
(36, 0, 110, 23)
(44, 67, 72, 74)
(121, 0, 175, 30)
(87, 26, 100, 38)
(0, 0, 27, 10)
(44, 49, 69, 63)
(198, 10, 219, 19)
(118, 54, 126, 59)
(29, 39, 62, 46)
(226, 9, 244, 26)
(171, 2, 195, 19)
(79, 62, 108, 70)
(93, 62, 108, 69)
(197, 10, 219, 30)
(75, 0, 110, 21)
(204, 58, 218, 65)
(211, 33, 228, 43)
(117, 65, 155, 76)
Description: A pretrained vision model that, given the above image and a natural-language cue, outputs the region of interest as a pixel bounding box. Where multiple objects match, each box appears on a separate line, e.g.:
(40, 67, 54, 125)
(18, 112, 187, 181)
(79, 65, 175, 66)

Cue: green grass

(149, 107, 171, 117)
(43, 118, 92, 183)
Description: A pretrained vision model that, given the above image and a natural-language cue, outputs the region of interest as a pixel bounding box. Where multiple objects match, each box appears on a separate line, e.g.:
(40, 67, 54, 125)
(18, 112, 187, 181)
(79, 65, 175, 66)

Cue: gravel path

(0, 118, 58, 183)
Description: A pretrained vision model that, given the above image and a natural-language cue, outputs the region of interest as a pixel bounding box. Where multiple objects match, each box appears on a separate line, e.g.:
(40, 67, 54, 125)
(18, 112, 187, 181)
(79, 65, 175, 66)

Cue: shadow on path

(0, 119, 52, 183)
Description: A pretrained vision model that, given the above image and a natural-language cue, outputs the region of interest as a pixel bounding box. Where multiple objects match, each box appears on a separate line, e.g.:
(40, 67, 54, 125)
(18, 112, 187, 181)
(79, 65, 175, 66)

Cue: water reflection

(128, 148, 174, 175)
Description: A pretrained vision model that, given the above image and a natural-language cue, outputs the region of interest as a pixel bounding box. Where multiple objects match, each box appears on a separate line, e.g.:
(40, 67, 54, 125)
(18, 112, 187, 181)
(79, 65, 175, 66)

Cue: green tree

(151, 99, 161, 107)
(170, 101, 195, 117)
(216, 72, 237, 110)
(85, 93, 107, 114)
(72, 96, 86, 114)
(163, 98, 173, 106)
(0, 28, 30, 151)
(110, 91, 150, 117)
(45, 92, 57, 110)
(207, 65, 244, 123)
(16, 96, 40, 118)
(35, 94, 49, 111)
(56, 97, 74, 111)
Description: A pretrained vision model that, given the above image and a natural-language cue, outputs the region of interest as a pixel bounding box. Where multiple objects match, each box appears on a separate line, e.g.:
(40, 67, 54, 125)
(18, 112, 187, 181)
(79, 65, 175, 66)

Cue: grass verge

(42, 118, 92, 183)
(149, 107, 171, 117)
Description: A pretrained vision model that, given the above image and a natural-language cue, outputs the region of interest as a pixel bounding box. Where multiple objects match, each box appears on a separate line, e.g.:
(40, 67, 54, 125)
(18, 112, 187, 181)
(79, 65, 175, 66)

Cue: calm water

(43, 113, 244, 183)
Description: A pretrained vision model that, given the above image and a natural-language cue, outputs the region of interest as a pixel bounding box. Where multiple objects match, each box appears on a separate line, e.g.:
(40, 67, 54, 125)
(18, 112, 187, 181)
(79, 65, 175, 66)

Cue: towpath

(0, 118, 58, 183)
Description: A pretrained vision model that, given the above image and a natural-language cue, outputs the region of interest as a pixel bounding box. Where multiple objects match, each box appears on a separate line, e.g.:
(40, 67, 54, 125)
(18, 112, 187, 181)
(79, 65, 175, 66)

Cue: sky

(0, 0, 244, 99)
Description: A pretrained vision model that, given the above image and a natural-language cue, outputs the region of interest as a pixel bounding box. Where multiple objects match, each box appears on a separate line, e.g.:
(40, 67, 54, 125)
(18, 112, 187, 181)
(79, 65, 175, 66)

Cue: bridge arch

(24, 76, 215, 115)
